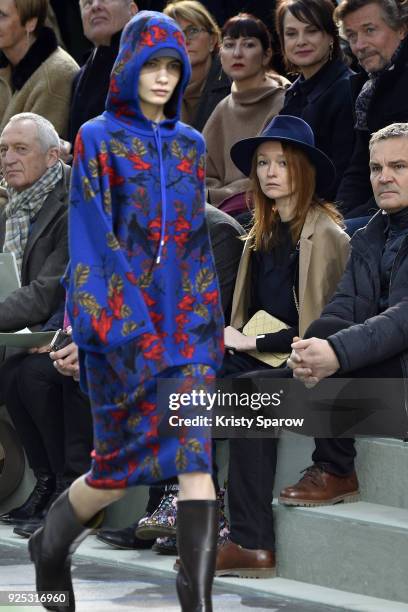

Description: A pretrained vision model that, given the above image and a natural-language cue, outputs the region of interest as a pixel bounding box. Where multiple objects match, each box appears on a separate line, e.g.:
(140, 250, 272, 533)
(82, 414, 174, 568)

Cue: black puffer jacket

(322, 211, 408, 376)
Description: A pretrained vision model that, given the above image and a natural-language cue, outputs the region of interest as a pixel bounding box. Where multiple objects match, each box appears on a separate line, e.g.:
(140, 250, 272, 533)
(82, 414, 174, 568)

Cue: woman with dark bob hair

(203, 13, 289, 210)
(216, 115, 350, 576)
(0, 0, 78, 138)
(275, 0, 355, 199)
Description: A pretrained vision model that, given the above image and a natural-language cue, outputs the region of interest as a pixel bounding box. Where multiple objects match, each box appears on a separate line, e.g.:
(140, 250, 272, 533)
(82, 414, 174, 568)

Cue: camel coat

(0, 28, 78, 138)
(230, 208, 350, 337)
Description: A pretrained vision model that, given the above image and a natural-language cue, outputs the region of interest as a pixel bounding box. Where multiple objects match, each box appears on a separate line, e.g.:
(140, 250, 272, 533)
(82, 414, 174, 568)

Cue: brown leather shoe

(173, 539, 276, 578)
(215, 539, 276, 578)
(279, 465, 359, 506)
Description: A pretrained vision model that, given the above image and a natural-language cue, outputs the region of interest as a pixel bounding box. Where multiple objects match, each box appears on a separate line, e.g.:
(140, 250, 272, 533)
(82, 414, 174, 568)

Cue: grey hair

(5, 113, 60, 152)
(80, 0, 134, 8)
(369, 122, 408, 149)
(335, 0, 408, 31)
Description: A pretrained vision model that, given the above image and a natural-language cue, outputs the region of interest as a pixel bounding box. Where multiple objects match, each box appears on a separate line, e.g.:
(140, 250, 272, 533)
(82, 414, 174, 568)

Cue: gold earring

(329, 42, 334, 61)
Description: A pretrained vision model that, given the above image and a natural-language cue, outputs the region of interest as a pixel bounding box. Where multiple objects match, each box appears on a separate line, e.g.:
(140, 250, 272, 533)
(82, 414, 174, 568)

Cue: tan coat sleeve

(299, 217, 350, 336)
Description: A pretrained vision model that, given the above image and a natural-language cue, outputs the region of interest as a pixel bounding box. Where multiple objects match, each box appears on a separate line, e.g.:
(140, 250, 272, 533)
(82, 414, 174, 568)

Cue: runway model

(29, 11, 224, 612)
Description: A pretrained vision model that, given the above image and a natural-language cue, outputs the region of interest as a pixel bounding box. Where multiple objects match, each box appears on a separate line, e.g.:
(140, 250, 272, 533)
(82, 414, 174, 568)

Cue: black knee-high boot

(176, 500, 219, 612)
(28, 489, 102, 612)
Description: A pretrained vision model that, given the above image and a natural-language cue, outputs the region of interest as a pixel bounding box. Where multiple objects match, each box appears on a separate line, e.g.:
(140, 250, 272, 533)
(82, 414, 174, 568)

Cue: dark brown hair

(222, 13, 273, 69)
(275, 0, 342, 71)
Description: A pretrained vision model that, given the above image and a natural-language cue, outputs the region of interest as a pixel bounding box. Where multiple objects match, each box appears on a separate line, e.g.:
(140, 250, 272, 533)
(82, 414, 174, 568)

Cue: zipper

(152, 123, 167, 265)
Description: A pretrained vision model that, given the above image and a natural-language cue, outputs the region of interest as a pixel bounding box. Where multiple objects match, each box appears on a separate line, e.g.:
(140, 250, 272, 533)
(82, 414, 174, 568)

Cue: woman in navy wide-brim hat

(217, 115, 351, 576)
(230, 114, 336, 196)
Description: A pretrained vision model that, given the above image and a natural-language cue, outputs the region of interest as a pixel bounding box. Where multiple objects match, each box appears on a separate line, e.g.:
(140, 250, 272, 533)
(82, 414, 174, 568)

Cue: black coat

(205, 204, 244, 320)
(193, 56, 231, 132)
(280, 59, 355, 200)
(337, 36, 408, 218)
(68, 31, 121, 144)
(321, 211, 408, 376)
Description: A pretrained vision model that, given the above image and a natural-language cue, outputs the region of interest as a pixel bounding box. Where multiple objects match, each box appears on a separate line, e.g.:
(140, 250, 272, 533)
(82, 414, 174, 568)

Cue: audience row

(0, 0, 407, 586)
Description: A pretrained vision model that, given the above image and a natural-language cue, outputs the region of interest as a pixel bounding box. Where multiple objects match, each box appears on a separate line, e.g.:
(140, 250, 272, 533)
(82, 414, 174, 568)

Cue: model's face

(220, 35, 270, 82)
(0, 0, 32, 56)
(343, 3, 405, 73)
(175, 16, 216, 69)
(138, 56, 182, 119)
(370, 137, 408, 213)
(80, 0, 137, 46)
(256, 141, 296, 218)
(283, 11, 333, 78)
(0, 120, 58, 192)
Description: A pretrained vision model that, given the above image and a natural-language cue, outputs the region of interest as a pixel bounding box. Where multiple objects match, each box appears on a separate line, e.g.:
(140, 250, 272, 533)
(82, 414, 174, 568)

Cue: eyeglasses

(182, 26, 209, 41)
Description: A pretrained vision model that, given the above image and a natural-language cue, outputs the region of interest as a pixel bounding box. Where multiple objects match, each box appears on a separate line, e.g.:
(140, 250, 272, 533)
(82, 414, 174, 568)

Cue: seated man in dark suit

(0, 112, 69, 390)
(0, 313, 93, 538)
(0, 112, 73, 529)
(282, 122, 408, 505)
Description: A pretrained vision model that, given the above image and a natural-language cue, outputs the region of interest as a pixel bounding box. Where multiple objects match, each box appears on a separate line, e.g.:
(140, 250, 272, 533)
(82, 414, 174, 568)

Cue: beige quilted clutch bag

(242, 310, 290, 368)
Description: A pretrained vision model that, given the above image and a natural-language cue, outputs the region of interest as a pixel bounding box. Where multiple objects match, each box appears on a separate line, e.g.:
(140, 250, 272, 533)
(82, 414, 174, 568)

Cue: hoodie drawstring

(153, 124, 167, 264)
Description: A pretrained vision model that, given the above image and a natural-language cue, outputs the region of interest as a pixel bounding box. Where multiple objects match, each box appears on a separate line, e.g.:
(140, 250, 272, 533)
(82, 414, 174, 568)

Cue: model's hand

(289, 337, 340, 387)
(50, 341, 79, 380)
(224, 326, 257, 352)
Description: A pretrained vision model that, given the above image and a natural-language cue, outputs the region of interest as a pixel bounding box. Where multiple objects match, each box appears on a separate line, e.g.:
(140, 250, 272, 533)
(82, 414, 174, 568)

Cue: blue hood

(66, 11, 224, 373)
(106, 11, 191, 129)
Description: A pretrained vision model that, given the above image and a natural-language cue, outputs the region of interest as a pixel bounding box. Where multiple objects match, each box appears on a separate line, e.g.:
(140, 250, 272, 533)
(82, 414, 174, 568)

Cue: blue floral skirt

(83, 348, 214, 489)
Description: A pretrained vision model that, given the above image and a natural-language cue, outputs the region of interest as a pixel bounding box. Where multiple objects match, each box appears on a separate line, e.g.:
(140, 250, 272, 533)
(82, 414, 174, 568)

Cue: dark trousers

(143, 329, 273, 513)
(4, 353, 93, 478)
(306, 316, 404, 476)
(229, 436, 278, 550)
(221, 350, 289, 551)
(225, 317, 404, 550)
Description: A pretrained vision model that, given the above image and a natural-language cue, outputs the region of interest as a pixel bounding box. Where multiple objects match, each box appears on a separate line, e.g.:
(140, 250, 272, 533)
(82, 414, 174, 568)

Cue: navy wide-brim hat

(230, 115, 336, 197)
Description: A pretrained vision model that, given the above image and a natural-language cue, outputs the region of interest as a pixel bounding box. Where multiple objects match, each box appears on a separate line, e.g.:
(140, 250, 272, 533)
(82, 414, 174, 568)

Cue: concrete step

(273, 432, 408, 508)
(88, 433, 408, 528)
(275, 500, 408, 603)
(355, 438, 408, 508)
(2, 525, 408, 612)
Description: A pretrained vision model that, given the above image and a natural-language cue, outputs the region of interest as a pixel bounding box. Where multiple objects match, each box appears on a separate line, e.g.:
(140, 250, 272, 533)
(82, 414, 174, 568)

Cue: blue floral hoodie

(66, 11, 224, 379)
